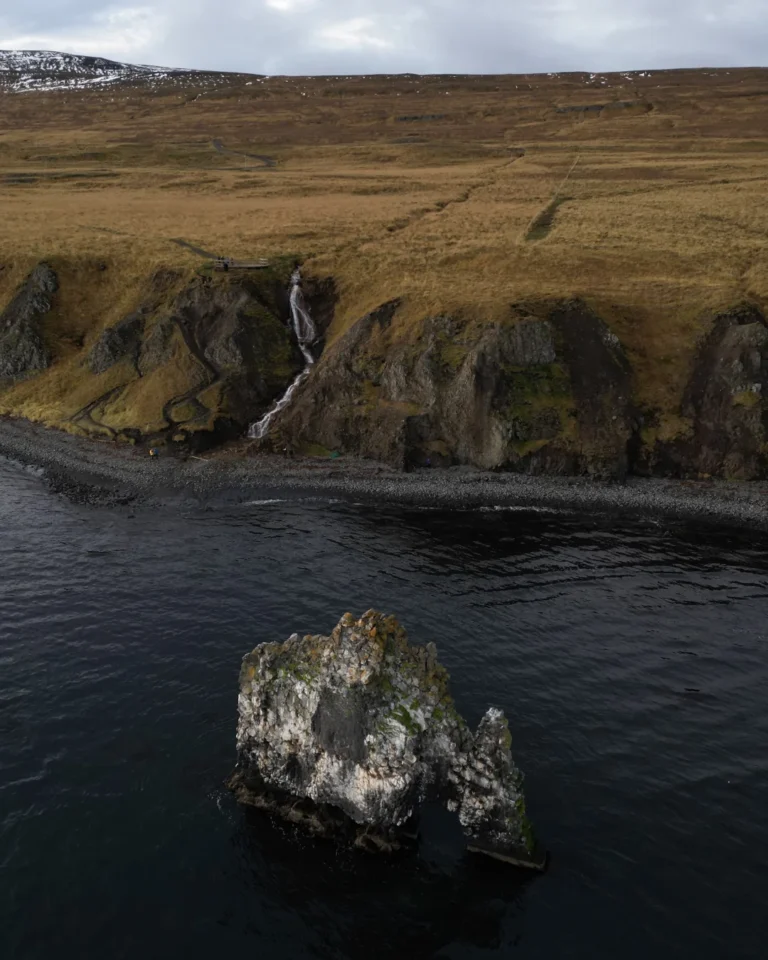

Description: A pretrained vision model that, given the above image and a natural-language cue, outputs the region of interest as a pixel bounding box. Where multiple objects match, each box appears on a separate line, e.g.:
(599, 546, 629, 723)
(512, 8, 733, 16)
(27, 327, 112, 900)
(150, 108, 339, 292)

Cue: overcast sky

(1, 1, 767, 75)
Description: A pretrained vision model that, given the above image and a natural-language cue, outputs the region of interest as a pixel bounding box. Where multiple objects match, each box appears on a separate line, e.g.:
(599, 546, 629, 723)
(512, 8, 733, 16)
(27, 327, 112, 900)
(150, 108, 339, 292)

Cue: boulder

(228, 610, 545, 869)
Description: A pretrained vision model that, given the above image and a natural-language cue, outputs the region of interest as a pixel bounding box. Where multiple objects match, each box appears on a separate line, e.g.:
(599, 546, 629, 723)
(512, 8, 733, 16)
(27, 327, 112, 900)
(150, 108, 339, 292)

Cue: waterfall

(288, 269, 316, 364)
(248, 270, 316, 441)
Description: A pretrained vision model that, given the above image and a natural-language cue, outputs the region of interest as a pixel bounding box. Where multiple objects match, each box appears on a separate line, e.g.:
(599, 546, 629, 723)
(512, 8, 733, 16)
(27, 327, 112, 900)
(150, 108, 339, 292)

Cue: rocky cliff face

(271, 292, 768, 480)
(228, 610, 543, 868)
(88, 311, 145, 375)
(641, 304, 768, 480)
(2, 257, 768, 480)
(278, 298, 635, 476)
(0, 259, 328, 450)
(0, 263, 57, 379)
(70, 269, 309, 446)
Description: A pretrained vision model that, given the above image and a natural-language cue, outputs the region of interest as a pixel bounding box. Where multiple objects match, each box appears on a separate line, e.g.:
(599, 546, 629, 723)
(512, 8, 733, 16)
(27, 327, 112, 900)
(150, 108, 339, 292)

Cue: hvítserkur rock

(227, 610, 545, 869)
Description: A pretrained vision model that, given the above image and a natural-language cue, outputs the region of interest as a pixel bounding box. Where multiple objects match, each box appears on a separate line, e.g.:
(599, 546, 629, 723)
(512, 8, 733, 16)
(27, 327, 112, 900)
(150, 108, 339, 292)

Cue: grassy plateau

(1, 64, 768, 448)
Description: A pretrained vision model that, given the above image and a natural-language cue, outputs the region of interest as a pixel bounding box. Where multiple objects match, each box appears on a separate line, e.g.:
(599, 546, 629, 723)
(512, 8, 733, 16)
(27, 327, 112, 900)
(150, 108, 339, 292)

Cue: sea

(0, 456, 765, 959)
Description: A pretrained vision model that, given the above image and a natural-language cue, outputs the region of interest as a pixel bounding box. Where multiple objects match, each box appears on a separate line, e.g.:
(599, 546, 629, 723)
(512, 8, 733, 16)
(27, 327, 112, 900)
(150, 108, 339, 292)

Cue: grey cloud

(2, 0, 767, 74)
(1, 1, 108, 37)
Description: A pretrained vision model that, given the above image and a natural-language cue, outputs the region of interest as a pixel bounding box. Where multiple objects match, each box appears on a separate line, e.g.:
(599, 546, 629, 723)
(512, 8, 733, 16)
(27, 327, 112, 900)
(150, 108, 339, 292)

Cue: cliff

(277, 295, 768, 480)
(3, 67, 768, 478)
(228, 610, 543, 868)
(0, 263, 56, 379)
(0, 258, 333, 451)
(277, 298, 635, 475)
(2, 258, 768, 479)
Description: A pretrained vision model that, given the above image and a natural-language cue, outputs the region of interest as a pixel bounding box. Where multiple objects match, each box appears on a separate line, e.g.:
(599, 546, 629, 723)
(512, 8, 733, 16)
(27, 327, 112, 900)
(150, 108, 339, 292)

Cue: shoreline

(2, 417, 768, 527)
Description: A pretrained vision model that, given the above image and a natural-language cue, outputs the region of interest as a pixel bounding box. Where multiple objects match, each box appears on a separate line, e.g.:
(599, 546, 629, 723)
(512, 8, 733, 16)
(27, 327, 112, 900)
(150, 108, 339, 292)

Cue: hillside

(2, 52, 768, 476)
(0, 50, 227, 92)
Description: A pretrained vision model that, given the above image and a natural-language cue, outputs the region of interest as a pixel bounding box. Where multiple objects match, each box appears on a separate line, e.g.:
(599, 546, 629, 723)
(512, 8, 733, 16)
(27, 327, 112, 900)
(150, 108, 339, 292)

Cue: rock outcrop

(278, 298, 635, 476)
(634, 303, 768, 480)
(228, 610, 544, 869)
(0, 259, 327, 449)
(5, 255, 768, 483)
(88, 311, 144, 374)
(681, 304, 768, 479)
(137, 317, 175, 376)
(0, 263, 57, 379)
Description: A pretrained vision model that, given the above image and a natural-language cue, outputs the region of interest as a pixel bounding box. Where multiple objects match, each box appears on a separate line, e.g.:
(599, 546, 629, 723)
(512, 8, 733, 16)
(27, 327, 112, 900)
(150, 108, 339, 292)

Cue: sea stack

(228, 610, 545, 869)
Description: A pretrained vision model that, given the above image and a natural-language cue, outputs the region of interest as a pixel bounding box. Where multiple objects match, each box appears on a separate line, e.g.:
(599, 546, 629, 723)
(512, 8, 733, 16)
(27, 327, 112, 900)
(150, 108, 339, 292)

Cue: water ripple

(0, 462, 767, 958)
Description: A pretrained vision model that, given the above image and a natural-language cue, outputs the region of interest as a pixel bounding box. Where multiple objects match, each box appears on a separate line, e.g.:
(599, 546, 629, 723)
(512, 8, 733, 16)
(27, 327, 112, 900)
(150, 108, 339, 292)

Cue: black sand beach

(3, 417, 768, 527)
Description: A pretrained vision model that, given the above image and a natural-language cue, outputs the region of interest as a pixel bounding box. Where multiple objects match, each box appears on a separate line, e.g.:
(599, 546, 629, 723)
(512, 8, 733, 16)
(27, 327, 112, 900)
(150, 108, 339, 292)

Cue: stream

(248, 270, 316, 441)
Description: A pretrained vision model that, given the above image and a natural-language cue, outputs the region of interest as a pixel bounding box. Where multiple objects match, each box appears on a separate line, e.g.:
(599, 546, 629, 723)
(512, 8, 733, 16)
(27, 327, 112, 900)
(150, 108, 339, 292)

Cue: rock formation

(277, 298, 635, 477)
(0, 263, 57, 379)
(630, 302, 768, 480)
(228, 610, 544, 869)
(88, 312, 144, 374)
(0, 258, 336, 450)
(681, 304, 768, 479)
(4, 254, 768, 482)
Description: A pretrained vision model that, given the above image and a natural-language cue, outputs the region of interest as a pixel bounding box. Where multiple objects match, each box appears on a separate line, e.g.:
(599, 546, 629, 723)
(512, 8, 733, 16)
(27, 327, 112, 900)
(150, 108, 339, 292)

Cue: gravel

(3, 416, 768, 528)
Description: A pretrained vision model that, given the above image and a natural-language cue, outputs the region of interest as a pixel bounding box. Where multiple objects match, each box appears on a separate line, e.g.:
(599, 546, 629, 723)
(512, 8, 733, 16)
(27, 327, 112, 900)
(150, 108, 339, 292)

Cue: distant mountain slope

(0, 50, 197, 92)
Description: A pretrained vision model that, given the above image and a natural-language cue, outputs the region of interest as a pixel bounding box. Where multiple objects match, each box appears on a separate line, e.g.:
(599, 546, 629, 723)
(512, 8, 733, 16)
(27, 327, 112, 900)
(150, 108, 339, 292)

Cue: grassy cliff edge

(2, 66, 768, 477)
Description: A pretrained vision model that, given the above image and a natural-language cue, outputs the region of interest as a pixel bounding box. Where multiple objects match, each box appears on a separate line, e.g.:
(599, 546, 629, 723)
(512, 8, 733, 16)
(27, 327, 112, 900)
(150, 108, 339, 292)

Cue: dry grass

(2, 67, 768, 425)
(98, 340, 201, 433)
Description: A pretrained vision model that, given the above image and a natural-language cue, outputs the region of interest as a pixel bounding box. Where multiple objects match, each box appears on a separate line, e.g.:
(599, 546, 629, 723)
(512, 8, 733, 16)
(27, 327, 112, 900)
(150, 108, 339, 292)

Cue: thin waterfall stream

(248, 270, 316, 441)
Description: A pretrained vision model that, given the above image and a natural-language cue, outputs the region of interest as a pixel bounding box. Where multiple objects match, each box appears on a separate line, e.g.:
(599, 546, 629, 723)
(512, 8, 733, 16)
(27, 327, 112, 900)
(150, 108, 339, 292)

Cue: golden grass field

(1, 66, 768, 426)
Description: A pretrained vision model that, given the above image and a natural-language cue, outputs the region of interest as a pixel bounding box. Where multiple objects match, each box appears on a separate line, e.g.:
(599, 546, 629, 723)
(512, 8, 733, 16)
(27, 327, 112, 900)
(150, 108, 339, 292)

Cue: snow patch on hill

(0, 50, 189, 92)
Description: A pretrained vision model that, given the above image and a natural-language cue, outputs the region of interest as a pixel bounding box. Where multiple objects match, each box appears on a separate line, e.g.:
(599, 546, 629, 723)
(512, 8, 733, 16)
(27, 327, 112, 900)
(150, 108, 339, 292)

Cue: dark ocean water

(1, 457, 766, 960)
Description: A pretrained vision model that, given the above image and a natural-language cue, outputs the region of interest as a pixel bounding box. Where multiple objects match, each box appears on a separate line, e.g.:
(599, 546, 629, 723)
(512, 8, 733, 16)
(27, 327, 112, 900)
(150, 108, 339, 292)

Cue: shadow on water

(345, 502, 768, 573)
(233, 805, 534, 959)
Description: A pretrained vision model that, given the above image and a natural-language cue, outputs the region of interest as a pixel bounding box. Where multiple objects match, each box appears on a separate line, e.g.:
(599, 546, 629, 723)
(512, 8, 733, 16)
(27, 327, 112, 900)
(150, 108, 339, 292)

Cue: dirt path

(70, 385, 126, 438)
(159, 317, 222, 433)
(380, 149, 525, 238)
(212, 139, 277, 169)
(169, 237, 221, 259)
(69, 313, 224, 444)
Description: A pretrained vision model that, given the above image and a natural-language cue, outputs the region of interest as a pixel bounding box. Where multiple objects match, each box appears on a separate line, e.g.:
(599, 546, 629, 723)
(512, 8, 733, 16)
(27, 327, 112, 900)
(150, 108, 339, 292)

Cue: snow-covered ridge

(0, 50, 193, 92)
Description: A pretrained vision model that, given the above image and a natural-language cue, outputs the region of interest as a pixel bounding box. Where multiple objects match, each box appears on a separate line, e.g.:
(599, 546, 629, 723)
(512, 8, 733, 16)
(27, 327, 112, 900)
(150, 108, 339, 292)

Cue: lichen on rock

(228, 610, 545, 869)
